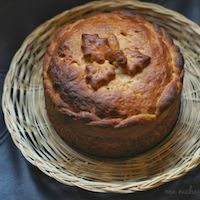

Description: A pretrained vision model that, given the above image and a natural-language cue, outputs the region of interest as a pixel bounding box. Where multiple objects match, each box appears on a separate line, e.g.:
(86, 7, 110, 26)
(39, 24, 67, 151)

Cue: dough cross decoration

(81, 34, 151, 90)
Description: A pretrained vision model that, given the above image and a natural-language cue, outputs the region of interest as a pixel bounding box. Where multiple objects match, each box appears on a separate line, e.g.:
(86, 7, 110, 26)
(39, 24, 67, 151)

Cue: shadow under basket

(2, 0, 200, 193)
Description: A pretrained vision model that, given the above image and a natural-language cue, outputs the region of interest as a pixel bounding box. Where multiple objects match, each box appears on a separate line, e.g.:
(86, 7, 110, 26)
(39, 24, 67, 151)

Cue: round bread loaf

(43, 10, 184, 158)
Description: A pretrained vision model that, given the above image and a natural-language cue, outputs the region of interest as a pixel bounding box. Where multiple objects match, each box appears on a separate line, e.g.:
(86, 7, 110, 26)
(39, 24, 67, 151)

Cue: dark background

(0, 0, 200, 199)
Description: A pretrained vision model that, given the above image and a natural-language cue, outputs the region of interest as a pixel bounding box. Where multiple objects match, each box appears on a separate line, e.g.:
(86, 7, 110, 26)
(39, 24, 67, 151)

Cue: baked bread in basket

(43, 10, 184, 158)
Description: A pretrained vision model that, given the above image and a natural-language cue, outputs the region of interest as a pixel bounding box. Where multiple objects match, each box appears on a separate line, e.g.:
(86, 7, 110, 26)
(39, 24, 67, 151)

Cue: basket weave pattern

(2, 0, 200, 193)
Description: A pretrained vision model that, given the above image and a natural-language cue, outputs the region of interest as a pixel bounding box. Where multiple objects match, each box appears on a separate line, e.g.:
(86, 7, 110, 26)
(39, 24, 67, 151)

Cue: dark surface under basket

(0, 0, 200, 199)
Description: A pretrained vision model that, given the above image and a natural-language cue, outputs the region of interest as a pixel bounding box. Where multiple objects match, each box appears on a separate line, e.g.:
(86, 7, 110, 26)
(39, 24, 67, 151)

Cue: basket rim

(2, 0, 200, 193)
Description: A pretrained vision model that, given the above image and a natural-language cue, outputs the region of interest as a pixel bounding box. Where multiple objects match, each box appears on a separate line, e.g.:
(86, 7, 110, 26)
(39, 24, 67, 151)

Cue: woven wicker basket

(2, 0, 200, 193)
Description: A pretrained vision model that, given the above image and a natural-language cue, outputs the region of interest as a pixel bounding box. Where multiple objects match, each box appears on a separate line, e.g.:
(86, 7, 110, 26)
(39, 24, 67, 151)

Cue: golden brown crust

(43, 10, 184, 157)
(45, 88, 180, 157)
(43, 10, 183, 128)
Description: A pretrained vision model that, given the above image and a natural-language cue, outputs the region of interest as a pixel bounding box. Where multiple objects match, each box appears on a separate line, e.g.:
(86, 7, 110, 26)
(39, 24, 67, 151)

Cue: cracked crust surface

(44, 10, 183, 127)
(43, 10, 184, 157)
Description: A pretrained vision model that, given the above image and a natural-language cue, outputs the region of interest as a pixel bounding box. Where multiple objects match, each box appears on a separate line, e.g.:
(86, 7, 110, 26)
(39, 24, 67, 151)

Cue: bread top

(43, 10, 184, 128)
